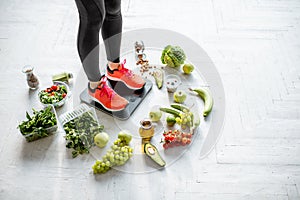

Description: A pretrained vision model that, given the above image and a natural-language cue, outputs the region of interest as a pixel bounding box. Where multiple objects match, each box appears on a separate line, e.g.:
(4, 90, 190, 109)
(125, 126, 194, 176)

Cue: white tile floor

(0, 0, 300, 199)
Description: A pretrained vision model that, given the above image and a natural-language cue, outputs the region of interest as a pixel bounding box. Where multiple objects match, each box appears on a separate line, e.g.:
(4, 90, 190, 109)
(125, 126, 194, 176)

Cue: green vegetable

(161, 45, 186, 67)
(170, 103, 190, 112)
(159, 107, 182, 117)
(18, 106, 57, 142)
(63, 112, 104, 158)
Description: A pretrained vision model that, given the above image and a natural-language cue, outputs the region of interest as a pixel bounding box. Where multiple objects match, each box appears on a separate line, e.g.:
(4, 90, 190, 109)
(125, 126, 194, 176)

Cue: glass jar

(134, 40, 147, 61)
(52, 72, 73, 83)
(22, 65, 39, 89)
(139, 119, 155, 144)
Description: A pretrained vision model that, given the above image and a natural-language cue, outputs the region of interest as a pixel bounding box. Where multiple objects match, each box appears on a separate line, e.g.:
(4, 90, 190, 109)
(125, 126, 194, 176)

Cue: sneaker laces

(118, 59, 134, 78)
(96, 76, 115, 100)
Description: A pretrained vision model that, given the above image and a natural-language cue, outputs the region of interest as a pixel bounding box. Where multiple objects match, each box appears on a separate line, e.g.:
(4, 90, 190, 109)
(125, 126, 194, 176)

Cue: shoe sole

(88, 94, 128, 112)
(106, 74, 145, 90)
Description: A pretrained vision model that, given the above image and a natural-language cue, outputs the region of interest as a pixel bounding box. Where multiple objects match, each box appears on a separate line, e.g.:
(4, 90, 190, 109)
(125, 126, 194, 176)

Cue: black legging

(75, 0, 122, 82)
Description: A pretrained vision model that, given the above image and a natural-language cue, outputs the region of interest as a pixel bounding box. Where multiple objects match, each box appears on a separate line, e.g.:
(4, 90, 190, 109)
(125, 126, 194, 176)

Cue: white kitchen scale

(79, 79, 153, 120)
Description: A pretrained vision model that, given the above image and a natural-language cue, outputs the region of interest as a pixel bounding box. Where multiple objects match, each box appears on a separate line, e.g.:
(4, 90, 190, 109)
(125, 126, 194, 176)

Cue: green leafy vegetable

(18, 106, 57, 142)
(63, 112, 104, 158)
(161, 45, 186, 67)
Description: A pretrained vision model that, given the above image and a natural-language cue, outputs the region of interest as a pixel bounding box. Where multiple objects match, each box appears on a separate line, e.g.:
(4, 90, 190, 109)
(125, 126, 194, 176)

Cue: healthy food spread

(18, 43, 214, 175)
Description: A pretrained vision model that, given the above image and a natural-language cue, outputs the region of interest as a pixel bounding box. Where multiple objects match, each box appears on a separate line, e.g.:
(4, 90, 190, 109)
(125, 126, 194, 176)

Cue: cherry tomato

(46, 88, 52, 93)
(165, 136, 170, 141)
(186, 138, 191, 145)
(163, 143, 168, 149)
(51, 85, 58, 91)
(186, 133, 192, 138)
(168, 143, 174, 148)
(181, 137, 188, 145)
(62, 93, 67, 98)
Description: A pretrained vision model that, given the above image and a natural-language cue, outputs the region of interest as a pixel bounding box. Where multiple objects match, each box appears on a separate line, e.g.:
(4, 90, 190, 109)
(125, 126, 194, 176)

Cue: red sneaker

(106, 59, 146, 90)
(88, 76, 128, 111)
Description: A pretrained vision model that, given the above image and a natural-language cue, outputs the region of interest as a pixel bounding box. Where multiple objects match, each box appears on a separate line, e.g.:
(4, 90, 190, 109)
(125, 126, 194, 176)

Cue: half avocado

(152, 69, 164, 89)
(144, 143, 166, 167)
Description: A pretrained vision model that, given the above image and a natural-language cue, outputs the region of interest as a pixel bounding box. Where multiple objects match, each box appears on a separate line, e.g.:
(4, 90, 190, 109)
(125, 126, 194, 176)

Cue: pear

(149, 110, 162, 122)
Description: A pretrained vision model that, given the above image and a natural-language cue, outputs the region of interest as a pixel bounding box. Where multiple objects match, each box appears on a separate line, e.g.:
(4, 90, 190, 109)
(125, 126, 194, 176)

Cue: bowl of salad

(39, 81, 69, 107)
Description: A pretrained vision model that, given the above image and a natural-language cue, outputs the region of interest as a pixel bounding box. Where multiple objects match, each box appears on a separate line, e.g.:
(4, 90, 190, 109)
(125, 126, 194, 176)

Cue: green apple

(173, 90, 187, 103)
(94, 132, 109, 148)
(149, 110, 162, 122)
(118, 131, 132, 144)
(182, 63, 194, 74)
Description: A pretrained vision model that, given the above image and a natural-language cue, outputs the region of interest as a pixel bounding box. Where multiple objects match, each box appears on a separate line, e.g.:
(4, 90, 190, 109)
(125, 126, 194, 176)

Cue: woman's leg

(75, 0, 105, 82)
(75, 0, 128, 111)
(101, 0, 122, 64)
(102, 0, 145, 90)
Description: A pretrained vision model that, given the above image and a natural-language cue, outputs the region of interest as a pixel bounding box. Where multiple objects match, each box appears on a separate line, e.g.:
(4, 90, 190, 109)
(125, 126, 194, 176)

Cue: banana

(189, 87, 213, 117)
(159, 107, 182, 117)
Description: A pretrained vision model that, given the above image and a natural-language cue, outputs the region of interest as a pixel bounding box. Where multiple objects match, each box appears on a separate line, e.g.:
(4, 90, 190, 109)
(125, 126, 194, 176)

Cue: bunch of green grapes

(92, 138, 133, 174)
(175, 109, 193, 129)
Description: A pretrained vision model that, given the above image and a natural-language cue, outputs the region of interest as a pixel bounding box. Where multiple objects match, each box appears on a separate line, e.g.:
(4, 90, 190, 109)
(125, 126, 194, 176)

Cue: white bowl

(38, 81, 70, 108)
(166, 74, 181, 93)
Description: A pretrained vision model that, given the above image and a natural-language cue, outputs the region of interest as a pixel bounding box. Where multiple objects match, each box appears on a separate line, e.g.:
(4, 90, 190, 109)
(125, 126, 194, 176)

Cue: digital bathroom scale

(80, 79, 153, 120)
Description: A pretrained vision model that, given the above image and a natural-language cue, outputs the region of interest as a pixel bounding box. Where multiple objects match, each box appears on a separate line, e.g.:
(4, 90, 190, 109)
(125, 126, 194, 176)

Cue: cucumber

(159, 107, 182, 117)
(170, 103, 190, 112)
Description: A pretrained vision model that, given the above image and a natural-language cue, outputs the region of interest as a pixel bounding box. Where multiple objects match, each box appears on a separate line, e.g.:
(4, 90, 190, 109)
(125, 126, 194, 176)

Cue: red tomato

(169, 135, 175, 141)
(62, 93, 67, 98)
(51, 85, 58, 91)
(186, 138, 191, 145)
(165, 136, 170, 141)
(181, 137, 187, 145)
(46, 88, 52, 93)
(163, 143, 168, 149)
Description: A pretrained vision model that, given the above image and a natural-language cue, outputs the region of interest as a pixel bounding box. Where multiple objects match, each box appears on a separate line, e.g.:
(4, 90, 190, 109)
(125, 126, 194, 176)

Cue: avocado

(152, 69, 163, 89)
(144, 143, 166, 167)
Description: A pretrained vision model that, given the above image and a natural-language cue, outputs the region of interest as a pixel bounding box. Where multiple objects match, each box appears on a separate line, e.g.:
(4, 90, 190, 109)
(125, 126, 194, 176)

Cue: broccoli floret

(161, 45, 186, 67)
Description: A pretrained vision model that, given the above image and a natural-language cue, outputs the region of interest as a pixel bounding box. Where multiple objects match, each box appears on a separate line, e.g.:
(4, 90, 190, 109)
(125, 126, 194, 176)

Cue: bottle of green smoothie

(52, 72, 73, 83)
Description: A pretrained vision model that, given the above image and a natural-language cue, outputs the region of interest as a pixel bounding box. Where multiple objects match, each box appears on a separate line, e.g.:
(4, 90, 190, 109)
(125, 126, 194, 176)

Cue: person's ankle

(89, 81, 101, 89)
(108, 61, 120, 70)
